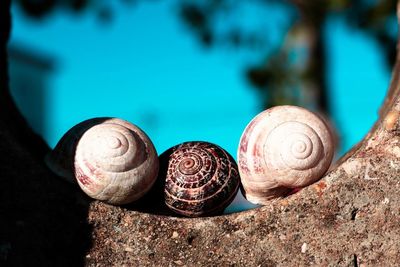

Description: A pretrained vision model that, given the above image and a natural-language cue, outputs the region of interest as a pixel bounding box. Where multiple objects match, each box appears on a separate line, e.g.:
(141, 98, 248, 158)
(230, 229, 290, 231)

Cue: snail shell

(45, 118, 159, 205)
(45, 117, 108, 184)
(238, 105, 334, 205)
(160, 141, 240, 217)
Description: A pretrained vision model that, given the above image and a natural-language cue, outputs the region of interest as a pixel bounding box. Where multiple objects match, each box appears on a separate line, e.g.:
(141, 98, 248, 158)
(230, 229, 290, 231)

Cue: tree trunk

(297, 3, 329, 114)
(1, 2, 91, 266)
(0, 0, 11, 107)
(4, 1, 400, 266)
(311, 22, 329, 114)
(0, 1, 48, 158)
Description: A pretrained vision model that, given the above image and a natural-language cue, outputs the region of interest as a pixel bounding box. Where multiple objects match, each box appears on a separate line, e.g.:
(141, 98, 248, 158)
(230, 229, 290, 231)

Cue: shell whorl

(162, 142, 240, 217)
(46, 118, 159, 205)
(238, 106, 334, 205)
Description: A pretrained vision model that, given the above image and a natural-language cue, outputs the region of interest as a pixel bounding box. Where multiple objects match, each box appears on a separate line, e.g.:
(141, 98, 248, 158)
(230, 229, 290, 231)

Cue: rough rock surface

(83, 48, 400, 267)
(85, 123, 400, 266)
(3, 1, 400, 266)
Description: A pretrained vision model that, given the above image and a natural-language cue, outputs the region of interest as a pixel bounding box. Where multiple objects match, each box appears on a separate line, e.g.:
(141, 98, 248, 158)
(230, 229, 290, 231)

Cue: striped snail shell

(238, 105, 334, 205)
(45, 118, 159, 205)
(160, 141, 240, 217)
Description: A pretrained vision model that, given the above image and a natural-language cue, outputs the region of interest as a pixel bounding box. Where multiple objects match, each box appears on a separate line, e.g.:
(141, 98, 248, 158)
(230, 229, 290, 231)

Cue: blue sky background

(9, 0, 392, 212)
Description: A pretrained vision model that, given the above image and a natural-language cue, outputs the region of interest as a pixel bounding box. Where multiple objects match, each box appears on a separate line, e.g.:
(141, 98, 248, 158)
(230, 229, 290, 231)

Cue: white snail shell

(45, 117, 107, 184)
(237, 105, 334, 205)
(45, 118, 159, 205)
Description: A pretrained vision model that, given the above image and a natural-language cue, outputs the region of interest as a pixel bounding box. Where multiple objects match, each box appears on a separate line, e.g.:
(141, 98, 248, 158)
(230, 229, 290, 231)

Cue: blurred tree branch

(12, 0, 398, 115)
(178, 0, 397, 114)
(13, 0, 137, 23)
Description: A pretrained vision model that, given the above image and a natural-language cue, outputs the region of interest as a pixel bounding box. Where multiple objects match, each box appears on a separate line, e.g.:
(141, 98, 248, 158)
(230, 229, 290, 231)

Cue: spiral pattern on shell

(161, 142, 240, 217)
(45, 117, 108, 184)
(238, 105, 334, 205)
(46, 118, 159, 205)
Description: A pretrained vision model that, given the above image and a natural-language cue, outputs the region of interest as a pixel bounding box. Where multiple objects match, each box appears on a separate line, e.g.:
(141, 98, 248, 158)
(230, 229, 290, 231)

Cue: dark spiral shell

(160, 142, 240, 217)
